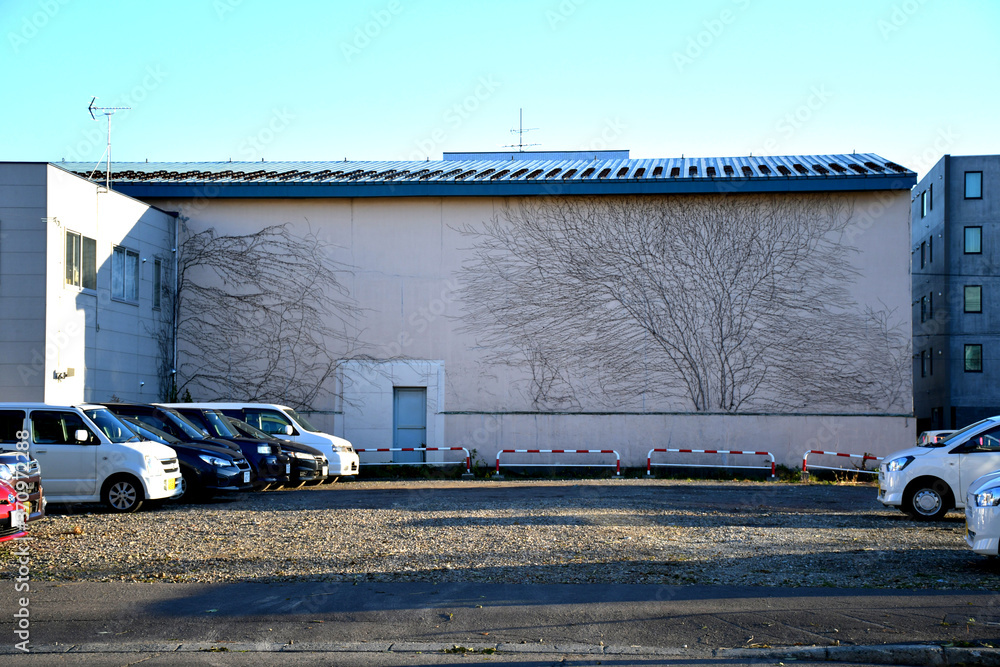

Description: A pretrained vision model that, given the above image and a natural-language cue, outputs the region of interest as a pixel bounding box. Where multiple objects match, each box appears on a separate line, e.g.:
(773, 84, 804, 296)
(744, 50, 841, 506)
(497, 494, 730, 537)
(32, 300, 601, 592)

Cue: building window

(929, 347, 934, 375)
(965, 344, 983, 373)
(112, 245, 139, 302)
(928, 291, 934, 319)
(929, 183, 933, 210)
(920, 295, 927, 322)
(965, 285, 983, 313)
(965, 171, 983, 199)
(920, 241, 926, 268)
(921, 190, 929, 217)
(965, 226, 982, 254)
(152, 259, 162, 310)
(920, 350, 926, 378)
(929, 235, 933, 263)
(65, 231, 96, 290)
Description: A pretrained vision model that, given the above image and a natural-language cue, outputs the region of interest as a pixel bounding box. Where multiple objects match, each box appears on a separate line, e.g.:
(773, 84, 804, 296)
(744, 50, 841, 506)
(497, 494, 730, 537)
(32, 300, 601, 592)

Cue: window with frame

(65, 231, 96, 290)
(965, 226, 982, 254)
(929, 347, 934, 375)
(928, 291, 934, 319)
(965, 171, 983, 199)
(920, 295, 927, 322)
(965, 285, 983, 313)
(929, 235, 933, 263)
(929, 183, 933, 210)
(0, 410, 26, 444)
(112, 245, 139, 302)
(965, 344, 983, 373)
(152, 259, 162, 310)
(920, 350, 926, 378)
(920, 241, 926, 268)
(921, 190, 929, 217)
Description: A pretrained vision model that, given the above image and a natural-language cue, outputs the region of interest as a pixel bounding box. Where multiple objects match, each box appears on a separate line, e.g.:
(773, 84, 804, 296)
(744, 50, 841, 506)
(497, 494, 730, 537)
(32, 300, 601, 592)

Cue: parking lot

(12, 478, 999, 590)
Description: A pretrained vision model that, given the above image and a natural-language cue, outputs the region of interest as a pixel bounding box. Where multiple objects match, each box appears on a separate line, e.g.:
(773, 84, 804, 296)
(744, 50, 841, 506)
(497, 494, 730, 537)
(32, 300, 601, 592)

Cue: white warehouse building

(0, 151, 917, 470)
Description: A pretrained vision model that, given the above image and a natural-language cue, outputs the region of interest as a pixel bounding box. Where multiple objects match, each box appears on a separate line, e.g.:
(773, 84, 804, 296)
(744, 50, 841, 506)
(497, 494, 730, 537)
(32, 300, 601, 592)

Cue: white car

(965, 470, 1000, 557)
(160, 402, 359, 481)
(878, 416, 1000, 520)
(0, 403, 181, 512)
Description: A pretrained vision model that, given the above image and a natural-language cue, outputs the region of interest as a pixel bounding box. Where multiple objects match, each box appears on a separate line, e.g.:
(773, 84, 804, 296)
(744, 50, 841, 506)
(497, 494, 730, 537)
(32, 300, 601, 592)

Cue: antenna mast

(87, 96, 130, 191)
(504, 108, 539, 152)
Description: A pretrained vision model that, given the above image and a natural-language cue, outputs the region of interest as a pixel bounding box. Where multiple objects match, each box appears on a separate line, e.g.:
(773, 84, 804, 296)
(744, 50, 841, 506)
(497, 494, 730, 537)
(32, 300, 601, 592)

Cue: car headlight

(885, 456, 914, 472)
(974, 486, 1000, 507)
(288, 451, 313, 460)
(257, 444, 271, 454)
(0, 464, 13, 482)
(144, 454, 163, 474)
(340, 445, 355, 453)
(199, 454, 234, 468)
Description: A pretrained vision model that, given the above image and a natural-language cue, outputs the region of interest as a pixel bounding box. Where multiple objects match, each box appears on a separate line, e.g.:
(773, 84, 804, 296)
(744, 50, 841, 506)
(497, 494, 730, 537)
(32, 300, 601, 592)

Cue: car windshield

(122, 418, 180, 445)
(164, 410, 210, 439)
(929, 419, 995, 447)
(228, 417, 270, 440)
(201, 410, 238, 438)
(284, 408, 317, 432)
(83, 408, 141, 444)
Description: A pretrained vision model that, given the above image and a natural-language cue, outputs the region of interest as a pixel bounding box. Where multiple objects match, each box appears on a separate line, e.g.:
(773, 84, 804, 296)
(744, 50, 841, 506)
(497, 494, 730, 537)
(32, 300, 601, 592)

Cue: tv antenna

(87, 96, 130, 191)
(504, 108, 539, 152)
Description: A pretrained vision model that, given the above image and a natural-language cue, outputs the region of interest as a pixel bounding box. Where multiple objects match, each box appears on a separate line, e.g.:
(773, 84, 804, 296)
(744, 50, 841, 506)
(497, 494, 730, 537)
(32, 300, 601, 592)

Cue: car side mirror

(283, 425, 293, 436)
(74, 429, 90, 443)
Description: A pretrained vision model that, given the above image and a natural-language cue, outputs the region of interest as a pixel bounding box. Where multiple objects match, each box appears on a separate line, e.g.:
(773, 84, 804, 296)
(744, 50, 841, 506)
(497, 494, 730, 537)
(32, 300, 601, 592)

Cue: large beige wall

(149, 190, 914, 468)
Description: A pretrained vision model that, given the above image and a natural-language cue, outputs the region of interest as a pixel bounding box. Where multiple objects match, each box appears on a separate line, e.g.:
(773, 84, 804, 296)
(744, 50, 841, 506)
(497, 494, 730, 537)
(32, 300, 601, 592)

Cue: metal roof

(59, 153, 916, 199)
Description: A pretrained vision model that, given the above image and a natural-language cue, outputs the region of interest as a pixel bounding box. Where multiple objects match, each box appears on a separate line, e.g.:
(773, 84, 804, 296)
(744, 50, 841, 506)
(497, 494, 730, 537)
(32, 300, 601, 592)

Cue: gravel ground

(3, 478, 998, 589)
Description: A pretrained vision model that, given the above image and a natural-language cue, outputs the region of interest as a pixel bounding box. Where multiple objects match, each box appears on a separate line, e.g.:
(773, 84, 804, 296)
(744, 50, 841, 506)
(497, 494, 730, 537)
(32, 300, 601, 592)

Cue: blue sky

(2, 0, 997, 177)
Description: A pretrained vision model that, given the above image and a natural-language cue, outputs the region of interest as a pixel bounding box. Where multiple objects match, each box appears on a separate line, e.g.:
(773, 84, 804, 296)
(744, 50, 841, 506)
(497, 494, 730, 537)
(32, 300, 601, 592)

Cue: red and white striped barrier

(801, 450, 881, 475)
(646, 448, 776, 478)
(355, 447, 472, 474)
(495, 449, 621, 476)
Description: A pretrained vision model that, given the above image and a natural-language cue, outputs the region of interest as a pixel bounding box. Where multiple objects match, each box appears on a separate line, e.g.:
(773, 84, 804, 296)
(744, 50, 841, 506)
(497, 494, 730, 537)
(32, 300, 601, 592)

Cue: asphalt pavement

(2, 581, 999, 665)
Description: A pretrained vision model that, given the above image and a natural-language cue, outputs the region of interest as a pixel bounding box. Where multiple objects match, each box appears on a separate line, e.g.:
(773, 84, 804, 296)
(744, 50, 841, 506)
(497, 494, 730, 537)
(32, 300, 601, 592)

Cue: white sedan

(966, 470, 1000, 557)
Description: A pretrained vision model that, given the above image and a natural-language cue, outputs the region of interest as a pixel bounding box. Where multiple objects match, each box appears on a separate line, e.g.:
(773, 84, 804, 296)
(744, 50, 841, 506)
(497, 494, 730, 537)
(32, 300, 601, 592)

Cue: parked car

(879, 416, 1000, 520)
(0, 403, 181, 513)
(916, 430, 955, 446)
(965, 469, 1000, 557)
(118, 417, 253, 501)
(223, 416, 328, 488)
(0, 452, 45, 521)
(0, 479, 27, 543)
(168, 402, 358, 483)
(100, 403, 285, 491)
(164, 406, 292, 489)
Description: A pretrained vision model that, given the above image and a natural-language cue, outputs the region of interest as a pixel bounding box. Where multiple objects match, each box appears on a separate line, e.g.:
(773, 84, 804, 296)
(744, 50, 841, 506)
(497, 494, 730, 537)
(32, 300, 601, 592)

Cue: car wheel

(903, 479, 951, 521)
(102, 475, 144, 513)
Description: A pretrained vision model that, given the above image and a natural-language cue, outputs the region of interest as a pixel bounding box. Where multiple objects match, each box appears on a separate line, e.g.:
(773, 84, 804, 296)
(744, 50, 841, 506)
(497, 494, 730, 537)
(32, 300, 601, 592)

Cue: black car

(224, 416, 328, 488)
(101, 403, 287, 490)
(118, 417, 253, 501)
(168, 407, 293, 490)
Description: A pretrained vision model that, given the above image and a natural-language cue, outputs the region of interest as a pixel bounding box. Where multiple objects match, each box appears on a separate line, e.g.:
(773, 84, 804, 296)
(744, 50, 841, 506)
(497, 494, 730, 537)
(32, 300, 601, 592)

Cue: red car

(0, 479, 27, 543)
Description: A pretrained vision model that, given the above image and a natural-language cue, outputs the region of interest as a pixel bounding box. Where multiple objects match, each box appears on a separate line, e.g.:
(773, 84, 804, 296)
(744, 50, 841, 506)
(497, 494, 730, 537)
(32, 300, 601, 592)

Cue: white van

(878, 416, 1000, 520)
(0, 403, 181, 512)
(160, 403, 358, 481)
